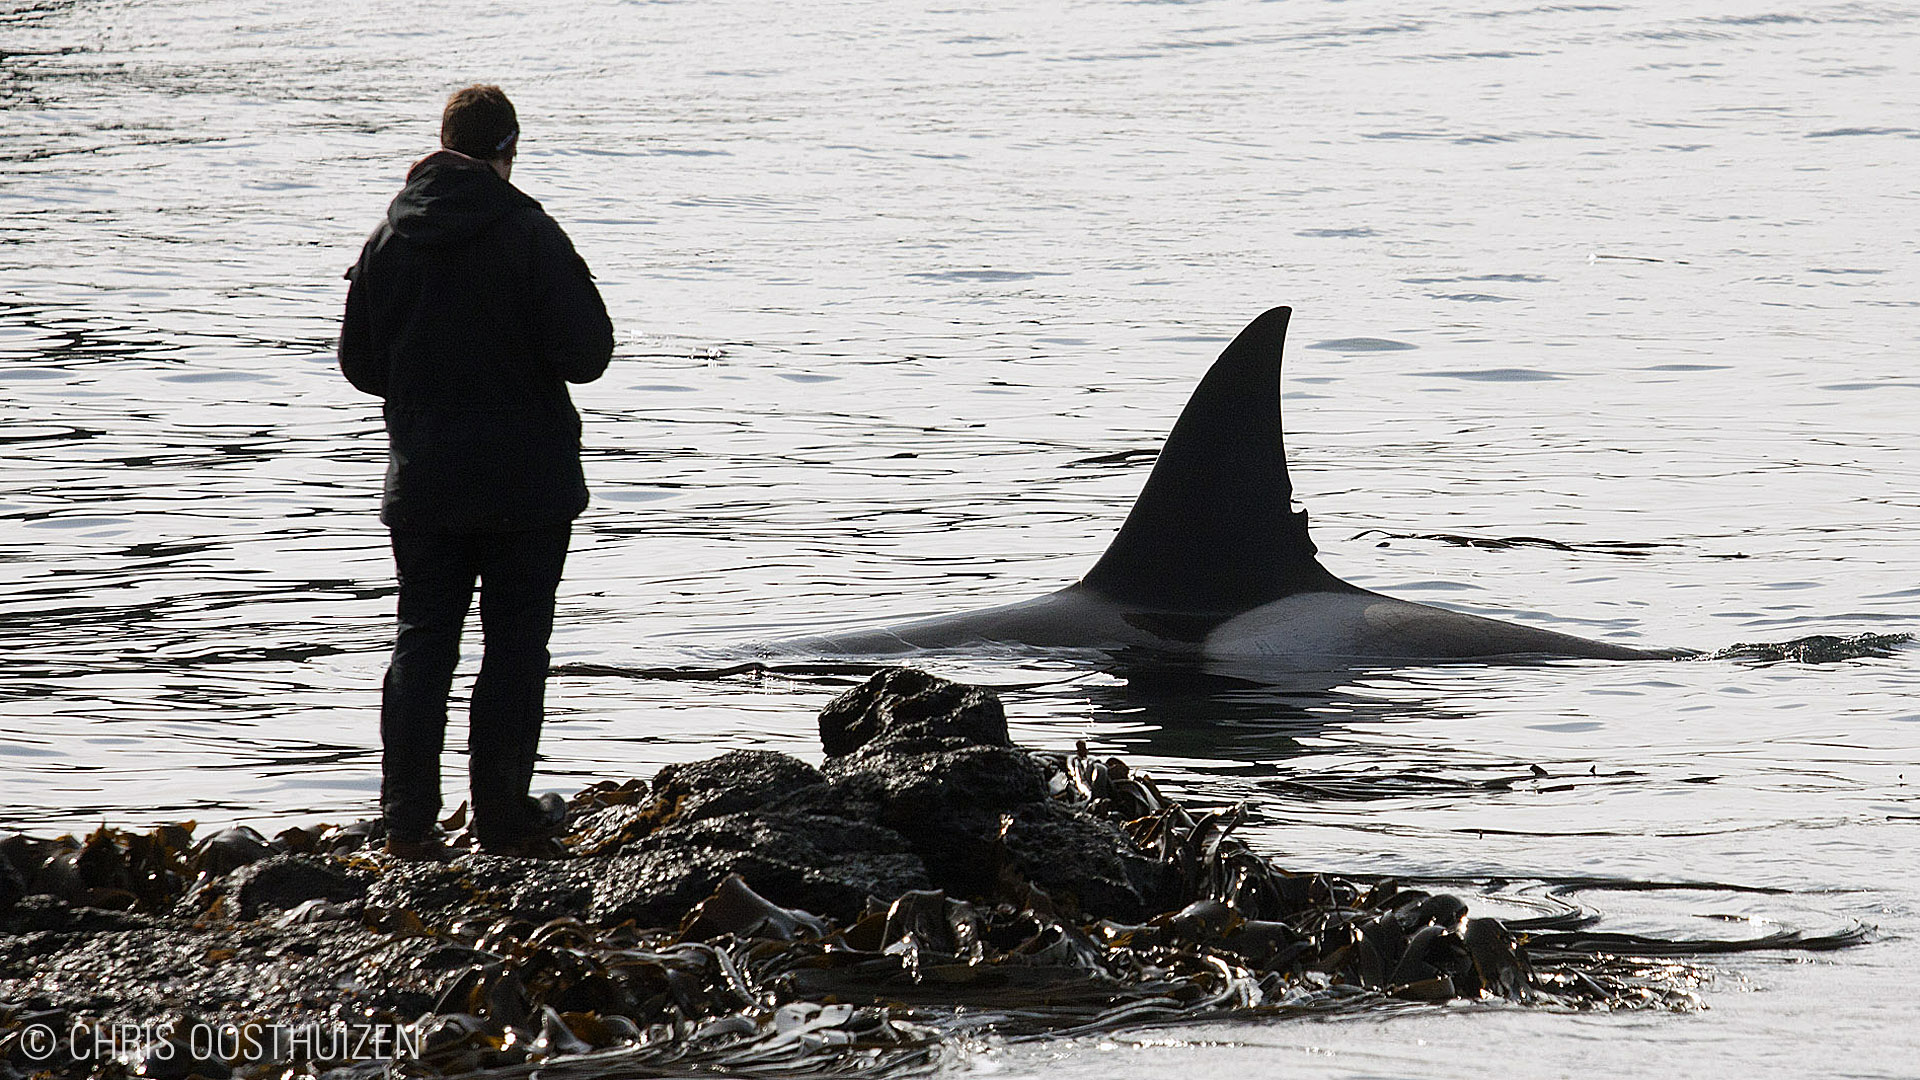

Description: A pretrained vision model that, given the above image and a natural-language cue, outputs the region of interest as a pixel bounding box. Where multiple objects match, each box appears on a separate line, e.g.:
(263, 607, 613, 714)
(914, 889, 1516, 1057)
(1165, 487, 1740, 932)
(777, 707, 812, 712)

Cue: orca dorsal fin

(1079, 306, 1344, 612)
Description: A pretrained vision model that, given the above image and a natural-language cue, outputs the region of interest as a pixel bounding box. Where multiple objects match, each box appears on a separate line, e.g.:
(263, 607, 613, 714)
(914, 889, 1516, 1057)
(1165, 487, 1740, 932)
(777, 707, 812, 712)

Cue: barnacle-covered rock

(590, 811, 930, 925)
(654, 750, 829, 824)
(226, 855, 371, 921)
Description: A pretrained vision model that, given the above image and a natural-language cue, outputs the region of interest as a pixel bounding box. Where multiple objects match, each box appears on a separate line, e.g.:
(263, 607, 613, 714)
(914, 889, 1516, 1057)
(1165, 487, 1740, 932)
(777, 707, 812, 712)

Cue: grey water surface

(3, 0, 1917, 1076)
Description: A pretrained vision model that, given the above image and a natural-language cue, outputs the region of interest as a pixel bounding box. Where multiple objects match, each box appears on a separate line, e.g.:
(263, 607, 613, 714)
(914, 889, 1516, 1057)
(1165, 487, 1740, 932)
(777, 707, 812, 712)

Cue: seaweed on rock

(0, 669, 1862, 1079)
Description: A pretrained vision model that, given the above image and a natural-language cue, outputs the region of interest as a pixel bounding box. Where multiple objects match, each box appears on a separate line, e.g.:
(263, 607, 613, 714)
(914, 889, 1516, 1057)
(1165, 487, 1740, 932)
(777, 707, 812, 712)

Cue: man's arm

(529, 216, 614, 384)
(337, 259, 388, 398)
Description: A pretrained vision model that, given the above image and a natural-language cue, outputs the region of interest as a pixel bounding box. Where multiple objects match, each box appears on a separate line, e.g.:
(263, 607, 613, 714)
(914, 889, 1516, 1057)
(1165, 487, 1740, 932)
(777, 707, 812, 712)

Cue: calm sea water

(3, 0, 1917, 1076)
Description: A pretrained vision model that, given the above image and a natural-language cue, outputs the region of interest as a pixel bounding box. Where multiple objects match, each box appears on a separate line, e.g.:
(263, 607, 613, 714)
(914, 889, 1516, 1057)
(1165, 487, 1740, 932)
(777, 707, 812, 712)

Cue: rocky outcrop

(817, 667, 1010, 756)
(810, 672, 1175, 920)
(0, 669, 1753, 1080)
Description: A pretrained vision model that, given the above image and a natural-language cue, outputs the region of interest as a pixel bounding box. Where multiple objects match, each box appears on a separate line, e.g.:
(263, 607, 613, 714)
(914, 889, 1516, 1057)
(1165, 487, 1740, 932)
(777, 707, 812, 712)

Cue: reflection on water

(4, 0, 1919, 1075)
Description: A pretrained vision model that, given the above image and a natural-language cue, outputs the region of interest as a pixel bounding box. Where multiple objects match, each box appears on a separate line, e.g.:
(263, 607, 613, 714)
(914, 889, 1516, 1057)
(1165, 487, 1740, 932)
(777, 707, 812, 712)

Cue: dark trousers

(380, 524, 571, 847)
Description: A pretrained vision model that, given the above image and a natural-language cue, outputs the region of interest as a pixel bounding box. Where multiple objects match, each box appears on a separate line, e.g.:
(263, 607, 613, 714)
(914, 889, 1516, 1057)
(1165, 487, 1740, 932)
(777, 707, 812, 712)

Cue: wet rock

(818, 668, 1009, 757)
(0, 894, 156, 936)
(591, 811, 929, 926)
(825, 743, 1048, 902)
(567, 804, 651, 857)
(4, 918, 443, 1024)
(367, 855, 605, 924)
(815, 671, 1164, 917)
(569, 751, 829, 858)
(364, 859, 485, 919)
(655, 750, 829, 824)
(999, 801, 1178, 922)
(826, 742, 1047, 808)
(473, 855, 603, 922)
(227, 855, 370, 920)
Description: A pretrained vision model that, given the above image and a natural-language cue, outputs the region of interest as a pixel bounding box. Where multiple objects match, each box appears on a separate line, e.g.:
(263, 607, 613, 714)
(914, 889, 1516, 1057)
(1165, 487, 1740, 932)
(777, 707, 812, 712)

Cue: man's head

(441, 84, 518, 179)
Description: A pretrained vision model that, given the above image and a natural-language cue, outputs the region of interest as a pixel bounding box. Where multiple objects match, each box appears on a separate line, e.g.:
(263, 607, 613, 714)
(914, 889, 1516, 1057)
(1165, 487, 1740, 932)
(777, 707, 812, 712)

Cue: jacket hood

(385, 150, 539, 246)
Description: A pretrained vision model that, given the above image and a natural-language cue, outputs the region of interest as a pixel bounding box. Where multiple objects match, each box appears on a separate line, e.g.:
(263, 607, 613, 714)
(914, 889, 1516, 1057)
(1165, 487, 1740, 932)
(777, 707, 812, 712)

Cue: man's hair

(440, 84, 519, 160)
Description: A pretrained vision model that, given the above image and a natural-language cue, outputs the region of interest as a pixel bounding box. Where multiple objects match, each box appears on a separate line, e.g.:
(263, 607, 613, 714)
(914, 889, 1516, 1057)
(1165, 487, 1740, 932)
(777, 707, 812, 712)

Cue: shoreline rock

(0, 669, 1805, 1078)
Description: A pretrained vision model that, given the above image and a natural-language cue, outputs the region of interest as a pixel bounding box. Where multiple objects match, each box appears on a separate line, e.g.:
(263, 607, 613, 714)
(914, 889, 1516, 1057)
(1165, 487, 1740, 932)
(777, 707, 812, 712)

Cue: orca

(784, 306, 1676, 666)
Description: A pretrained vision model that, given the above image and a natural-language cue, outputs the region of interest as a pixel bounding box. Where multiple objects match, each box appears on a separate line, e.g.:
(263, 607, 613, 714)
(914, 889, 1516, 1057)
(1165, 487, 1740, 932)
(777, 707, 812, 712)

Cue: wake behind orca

(785, 307, 1678, 666)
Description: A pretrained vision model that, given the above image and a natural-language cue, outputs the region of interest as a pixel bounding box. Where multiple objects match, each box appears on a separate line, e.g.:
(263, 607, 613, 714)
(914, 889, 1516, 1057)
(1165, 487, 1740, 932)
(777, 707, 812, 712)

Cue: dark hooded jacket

(339, 151, 613, 531)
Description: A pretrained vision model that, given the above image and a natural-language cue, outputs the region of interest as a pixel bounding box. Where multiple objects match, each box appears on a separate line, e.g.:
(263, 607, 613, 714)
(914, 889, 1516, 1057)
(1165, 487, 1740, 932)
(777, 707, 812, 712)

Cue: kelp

(1702, 632, 1911, 664)
(1348, 530, 1681, 556)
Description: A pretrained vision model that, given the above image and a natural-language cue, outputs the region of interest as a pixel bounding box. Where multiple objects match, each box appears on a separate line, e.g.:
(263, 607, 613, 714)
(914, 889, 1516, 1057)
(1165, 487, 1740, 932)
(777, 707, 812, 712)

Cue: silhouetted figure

(339, 84, 613, 858)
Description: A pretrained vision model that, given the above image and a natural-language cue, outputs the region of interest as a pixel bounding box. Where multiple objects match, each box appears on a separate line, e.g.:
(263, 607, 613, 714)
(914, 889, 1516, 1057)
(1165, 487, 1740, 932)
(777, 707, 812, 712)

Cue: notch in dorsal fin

(1079, 306, 1344, 612)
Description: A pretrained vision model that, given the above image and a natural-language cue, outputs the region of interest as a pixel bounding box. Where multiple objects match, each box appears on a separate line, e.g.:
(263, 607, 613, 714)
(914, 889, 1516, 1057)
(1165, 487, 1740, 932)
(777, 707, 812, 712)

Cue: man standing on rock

(339, 84, 613, 859)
